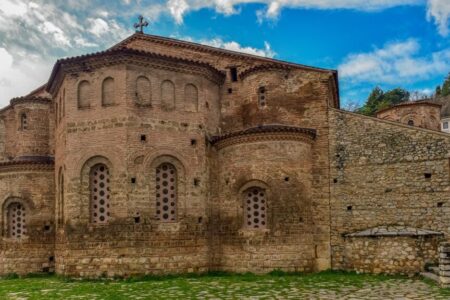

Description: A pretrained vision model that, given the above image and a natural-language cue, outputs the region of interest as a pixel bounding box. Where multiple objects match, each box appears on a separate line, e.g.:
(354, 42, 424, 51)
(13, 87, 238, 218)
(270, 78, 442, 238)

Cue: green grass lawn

(0, 271, 449, 299)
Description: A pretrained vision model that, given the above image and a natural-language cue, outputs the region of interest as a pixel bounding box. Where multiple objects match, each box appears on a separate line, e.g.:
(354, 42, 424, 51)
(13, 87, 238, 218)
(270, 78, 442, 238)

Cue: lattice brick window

(155, 163, 177, 221)
(90, 164, 110, 224)
(258, 87, 266, 107)
(7, 202, 27, 239)
(244, 187, 267, 229)
(21, 114, 28, 130)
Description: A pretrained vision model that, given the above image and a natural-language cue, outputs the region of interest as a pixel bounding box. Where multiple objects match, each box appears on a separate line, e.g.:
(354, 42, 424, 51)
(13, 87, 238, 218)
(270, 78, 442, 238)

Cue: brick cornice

(238, 64, 292, 80)
(0, 157, 54, 172)
(211, 125, 316, 150)
(0, 96, 52, 115)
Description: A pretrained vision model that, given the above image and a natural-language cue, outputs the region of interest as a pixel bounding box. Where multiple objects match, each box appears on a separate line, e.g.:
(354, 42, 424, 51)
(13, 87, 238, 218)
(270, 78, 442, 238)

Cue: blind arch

(102, 77, 115, 106)
(185, 84, 198, 112)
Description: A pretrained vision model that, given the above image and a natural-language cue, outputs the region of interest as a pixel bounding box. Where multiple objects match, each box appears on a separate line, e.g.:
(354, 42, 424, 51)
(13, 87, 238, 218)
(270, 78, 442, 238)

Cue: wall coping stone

(345, 226, 444, 237)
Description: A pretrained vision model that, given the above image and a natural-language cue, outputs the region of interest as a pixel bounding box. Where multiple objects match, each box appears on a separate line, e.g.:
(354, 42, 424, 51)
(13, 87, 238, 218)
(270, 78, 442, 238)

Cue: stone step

(430, 266, 439, 275)
(421, 272, 439, 283)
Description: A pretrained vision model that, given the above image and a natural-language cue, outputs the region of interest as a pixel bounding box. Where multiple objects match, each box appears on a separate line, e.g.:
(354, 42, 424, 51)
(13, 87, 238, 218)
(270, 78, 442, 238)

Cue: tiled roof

(376, 100, 441, 115)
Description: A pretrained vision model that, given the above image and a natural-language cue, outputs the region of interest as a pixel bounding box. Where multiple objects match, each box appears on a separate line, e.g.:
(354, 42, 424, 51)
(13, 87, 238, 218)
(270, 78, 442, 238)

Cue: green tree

(442, 73, 450, 97)
(356, 86, 384, 116)
(356, 87, 410, 116)
(436, 85, 442, 96)
(383, 88, 410, 105)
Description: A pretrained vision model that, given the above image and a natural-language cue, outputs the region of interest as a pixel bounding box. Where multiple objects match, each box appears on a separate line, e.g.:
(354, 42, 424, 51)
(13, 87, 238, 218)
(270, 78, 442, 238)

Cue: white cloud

(338, 39, 450, 84)
(0, 0, 28, 17)
(165, 0, 424, 22)
(427, 0, 450, 36)
(0, 47, 52, 107)
(38, 21, 71, 47)
(88, 18, 109, 37)
(199, 38, 276, 57)
(164, 0, 449, 36)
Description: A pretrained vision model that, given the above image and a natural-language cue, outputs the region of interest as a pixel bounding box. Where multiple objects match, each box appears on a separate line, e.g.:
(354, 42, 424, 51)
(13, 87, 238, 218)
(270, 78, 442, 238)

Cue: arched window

(258, 86, 267, 107)
(90, 164, 110, 224)
(136, 76, 151, 106)
(55, 102, 59, 124)
(20, 113, 28, 130)
(78, 80, 91, 109)
(58, 169, 64, 226)
(185, 84, 198, 112)
(102, 77, 115, 106)
(161, 80, 175, 110)
(155, 163, 177, 222)
(407, 120, 414, 126)
(7, 202, 27, 239)
(244, 187, 267, 229)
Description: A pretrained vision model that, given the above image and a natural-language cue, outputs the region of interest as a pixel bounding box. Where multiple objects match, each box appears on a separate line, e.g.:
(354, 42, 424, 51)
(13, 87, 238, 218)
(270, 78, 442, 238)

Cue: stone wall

(329, 108, 450, 274)
(341, 227, 442, 274)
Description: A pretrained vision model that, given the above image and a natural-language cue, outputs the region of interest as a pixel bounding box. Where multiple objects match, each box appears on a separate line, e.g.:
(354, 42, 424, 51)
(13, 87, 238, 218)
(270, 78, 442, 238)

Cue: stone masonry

(0, 32, 449, 277)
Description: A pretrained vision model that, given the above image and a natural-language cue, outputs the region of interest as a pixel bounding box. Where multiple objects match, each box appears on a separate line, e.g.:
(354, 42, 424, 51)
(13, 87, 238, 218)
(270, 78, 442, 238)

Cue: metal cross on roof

(134, 15, 148, 33)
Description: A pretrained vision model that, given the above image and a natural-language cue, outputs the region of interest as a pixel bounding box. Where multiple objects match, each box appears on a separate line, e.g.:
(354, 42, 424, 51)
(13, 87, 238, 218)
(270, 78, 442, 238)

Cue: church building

(0, 27, 449, 278)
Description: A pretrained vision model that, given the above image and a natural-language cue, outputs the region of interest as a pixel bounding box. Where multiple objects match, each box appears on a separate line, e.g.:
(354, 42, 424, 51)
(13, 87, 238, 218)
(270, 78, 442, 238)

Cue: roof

(0, 96, 51, 115)
(46, 33, 340, 104)
(110, 33, 337, 74)
(345, 226, 443, 237)
(376, 100, 442, 115)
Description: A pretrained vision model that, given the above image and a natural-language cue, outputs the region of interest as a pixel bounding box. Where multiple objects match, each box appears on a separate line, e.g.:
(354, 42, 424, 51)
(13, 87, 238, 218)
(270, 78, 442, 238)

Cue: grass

(0, 270, 449, 299)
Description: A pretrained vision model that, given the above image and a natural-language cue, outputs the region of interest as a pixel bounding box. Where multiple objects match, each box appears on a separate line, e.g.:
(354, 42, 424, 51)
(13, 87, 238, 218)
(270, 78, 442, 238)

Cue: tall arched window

(155, 163, 177, 221)
(244, 187, 267, 229)
(161, 80, 175, 110)
(7, 202, 27, 239)
(58, 169, 64, 226)
(78, 80, 91, 109)
(20, 113, 28, 130)
(136, 76, 151, 106)
(90, 164, 110, 224)
(258, 86, 267, 107)
(102, 77, 115, 106)
(185, 84, 198, 112)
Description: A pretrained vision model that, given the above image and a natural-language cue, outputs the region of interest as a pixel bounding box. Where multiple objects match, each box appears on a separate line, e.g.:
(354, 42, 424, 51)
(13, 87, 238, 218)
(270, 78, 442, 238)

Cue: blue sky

(0, 0, 449, 108)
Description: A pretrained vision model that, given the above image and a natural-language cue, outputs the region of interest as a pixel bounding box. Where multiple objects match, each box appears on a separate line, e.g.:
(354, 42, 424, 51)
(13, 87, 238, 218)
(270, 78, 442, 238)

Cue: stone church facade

(0, 33, 449, 277)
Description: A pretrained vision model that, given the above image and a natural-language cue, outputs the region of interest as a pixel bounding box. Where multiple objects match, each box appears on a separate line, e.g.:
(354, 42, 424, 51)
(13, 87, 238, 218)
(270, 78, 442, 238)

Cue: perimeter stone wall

(329, 108, 450, 274)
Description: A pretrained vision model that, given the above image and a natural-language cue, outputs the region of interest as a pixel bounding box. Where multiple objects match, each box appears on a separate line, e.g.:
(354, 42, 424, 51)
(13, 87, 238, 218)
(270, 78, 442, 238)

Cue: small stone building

(1, 33, 450, 277)
(376, 101, 442, 131)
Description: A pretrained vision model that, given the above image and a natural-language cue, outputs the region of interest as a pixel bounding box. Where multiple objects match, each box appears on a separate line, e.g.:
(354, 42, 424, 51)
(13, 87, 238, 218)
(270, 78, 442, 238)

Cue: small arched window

(185, 84, 198, 112)
(7, 202, 27, 239)
(20, 113, 28, 130)
(78, 80, 91, 109)
(258, 86, 267, 107)
(136, 76, 151, 106)
(161, 80, 175, 111)
(244, 187, 267, 229)
(407, 120, 414, 126)
(102, 77, 115, 106)
(155, 163, 177, 222)
(90, 164, 110, 224)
